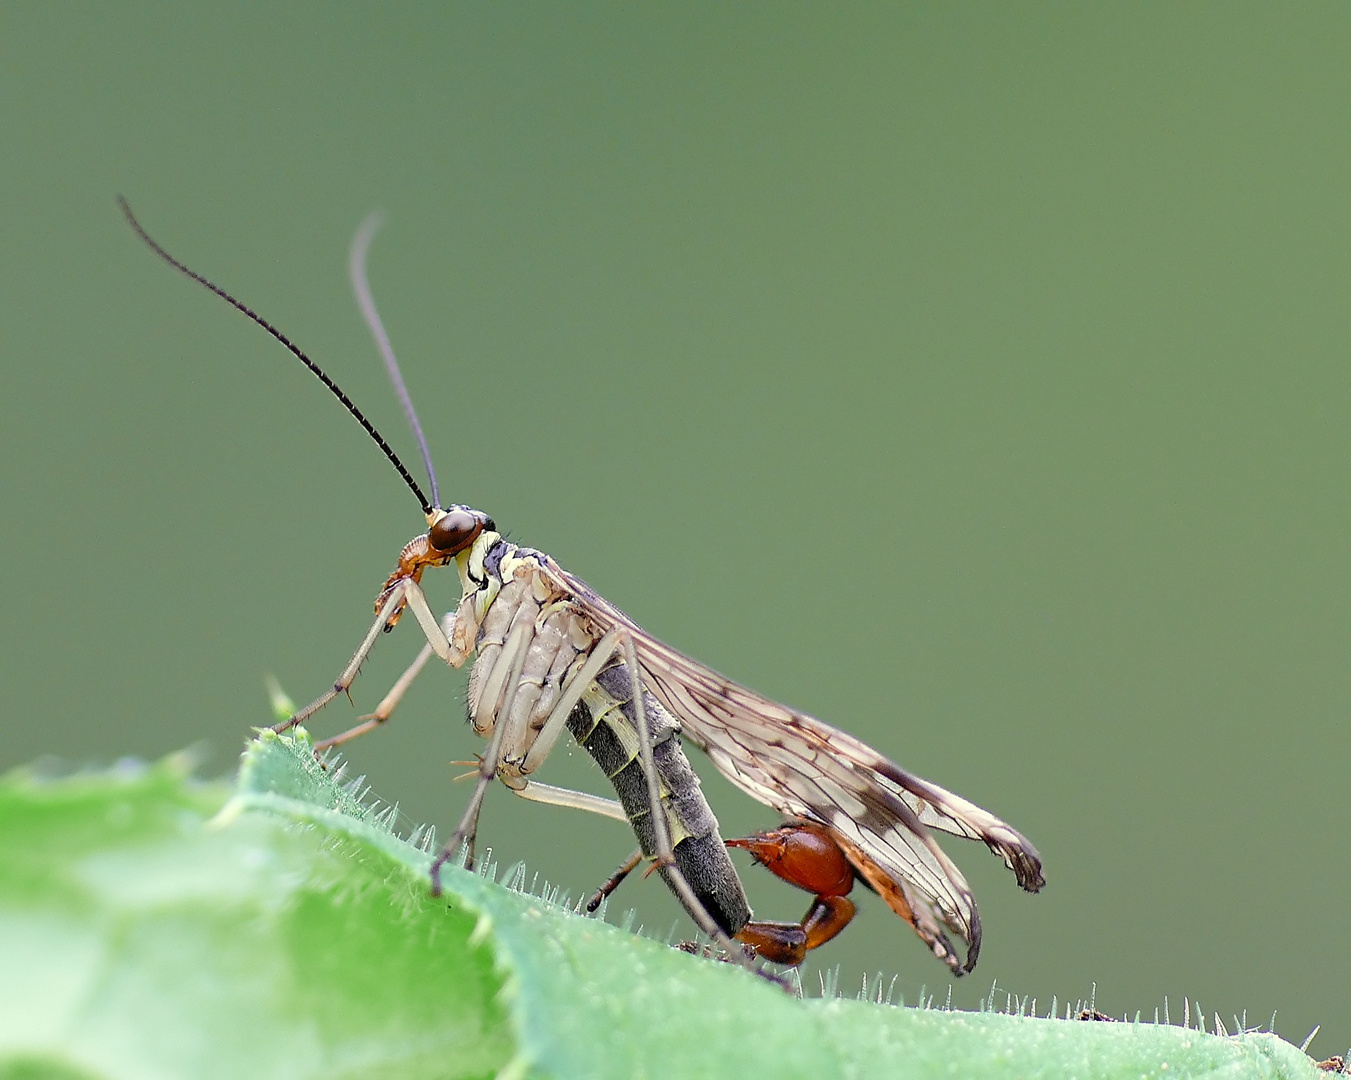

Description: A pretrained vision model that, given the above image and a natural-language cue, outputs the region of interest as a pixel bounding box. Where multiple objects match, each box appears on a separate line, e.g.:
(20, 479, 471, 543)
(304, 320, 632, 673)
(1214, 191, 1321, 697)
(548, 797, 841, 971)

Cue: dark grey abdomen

(566, 663, 752, 936)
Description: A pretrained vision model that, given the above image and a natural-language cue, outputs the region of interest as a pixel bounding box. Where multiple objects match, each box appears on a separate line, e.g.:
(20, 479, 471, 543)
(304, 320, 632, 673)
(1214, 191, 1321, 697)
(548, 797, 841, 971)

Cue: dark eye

(428, 508, 482, 554)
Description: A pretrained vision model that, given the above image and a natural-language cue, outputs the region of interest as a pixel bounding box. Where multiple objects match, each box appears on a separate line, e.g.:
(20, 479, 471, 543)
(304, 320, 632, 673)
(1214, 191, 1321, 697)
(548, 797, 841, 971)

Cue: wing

(553, 563, 1044, 974)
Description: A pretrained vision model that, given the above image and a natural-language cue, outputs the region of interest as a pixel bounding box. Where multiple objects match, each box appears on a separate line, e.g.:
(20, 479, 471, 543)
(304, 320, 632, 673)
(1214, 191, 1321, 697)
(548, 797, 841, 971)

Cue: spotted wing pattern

(552, 562, 1044, 974)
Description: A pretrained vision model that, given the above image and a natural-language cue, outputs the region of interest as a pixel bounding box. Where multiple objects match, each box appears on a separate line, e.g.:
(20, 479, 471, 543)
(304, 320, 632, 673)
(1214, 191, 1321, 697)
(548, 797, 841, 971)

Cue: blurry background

(2, 4, 1347, 1054)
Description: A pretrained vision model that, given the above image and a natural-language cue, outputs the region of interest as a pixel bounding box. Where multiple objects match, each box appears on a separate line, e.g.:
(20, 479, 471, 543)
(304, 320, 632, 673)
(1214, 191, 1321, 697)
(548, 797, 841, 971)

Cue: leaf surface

(0, 735, 1327, 1080)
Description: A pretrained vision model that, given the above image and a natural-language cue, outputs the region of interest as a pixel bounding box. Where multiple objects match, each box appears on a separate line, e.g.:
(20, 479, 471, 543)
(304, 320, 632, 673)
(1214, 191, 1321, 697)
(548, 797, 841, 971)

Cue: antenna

(119, 197, 434, 516)
(349, 213, 440, 509)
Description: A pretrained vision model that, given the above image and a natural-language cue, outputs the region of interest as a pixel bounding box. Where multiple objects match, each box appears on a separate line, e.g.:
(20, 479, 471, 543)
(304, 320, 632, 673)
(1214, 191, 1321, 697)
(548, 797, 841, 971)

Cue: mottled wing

(553, 563, 1043, 974)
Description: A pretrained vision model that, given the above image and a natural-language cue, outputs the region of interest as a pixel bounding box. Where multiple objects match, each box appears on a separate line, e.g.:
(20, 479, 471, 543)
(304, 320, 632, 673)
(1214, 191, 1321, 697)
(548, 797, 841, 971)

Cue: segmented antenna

(349, 213, 440, 510)
(119, 197, 434, 516)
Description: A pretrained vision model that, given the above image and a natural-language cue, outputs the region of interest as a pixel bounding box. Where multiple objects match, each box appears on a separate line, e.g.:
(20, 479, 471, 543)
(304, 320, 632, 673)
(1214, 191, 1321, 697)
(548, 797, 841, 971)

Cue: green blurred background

(2, 3, 1347, 1055)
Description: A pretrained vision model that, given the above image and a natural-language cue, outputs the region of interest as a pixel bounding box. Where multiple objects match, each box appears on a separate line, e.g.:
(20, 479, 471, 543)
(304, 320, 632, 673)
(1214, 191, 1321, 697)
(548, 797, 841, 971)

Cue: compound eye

(428, 508, 482, 554)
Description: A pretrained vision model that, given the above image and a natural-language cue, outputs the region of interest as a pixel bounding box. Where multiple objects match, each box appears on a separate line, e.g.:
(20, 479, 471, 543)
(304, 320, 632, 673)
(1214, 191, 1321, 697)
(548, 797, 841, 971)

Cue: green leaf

(0, 734, 1329, 1079)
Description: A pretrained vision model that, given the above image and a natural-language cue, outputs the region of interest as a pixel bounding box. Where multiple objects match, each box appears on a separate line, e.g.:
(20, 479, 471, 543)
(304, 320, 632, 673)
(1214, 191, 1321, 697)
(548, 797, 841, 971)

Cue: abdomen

(568, 662, 752, 937)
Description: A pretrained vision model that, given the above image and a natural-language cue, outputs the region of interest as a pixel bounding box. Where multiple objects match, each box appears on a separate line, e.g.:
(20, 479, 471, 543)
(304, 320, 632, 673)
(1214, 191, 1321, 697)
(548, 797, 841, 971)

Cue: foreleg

(310, 612, 455, 751)
(273, 584, 410, 733)
(275, 579, 458, 736)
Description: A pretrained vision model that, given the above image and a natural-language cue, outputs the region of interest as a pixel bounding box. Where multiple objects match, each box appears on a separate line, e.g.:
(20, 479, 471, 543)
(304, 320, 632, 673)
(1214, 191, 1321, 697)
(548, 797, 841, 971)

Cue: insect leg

(517, 627, 625, 773)
(429, 615, 534, 892)
(585, 846, 644, 913)
(471, 598, 551, 734)
(277, 577, 460, 737)
(401, 579, 455, 662)
(314, 609, 458, 751)
(509, 781, 626, 821)
(314, 641, 434, 751)
(275, 583, 411, 733)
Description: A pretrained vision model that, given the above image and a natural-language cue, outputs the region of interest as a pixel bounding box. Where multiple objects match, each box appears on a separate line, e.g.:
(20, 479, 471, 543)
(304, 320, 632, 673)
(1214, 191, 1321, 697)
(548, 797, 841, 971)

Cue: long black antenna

(119, 197, 434, 516)
(349, 213, 441, 509)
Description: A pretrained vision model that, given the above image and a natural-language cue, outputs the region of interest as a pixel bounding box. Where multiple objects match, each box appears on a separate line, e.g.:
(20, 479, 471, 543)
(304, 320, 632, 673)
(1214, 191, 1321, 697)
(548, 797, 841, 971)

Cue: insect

(122, 200, 1044, 975)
